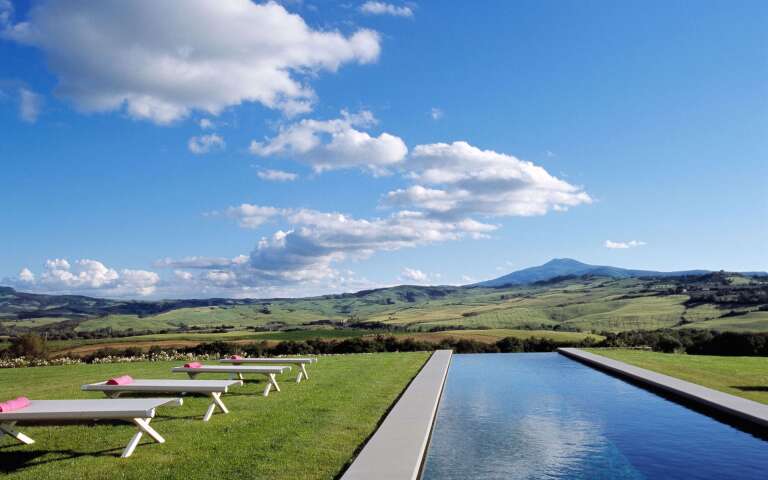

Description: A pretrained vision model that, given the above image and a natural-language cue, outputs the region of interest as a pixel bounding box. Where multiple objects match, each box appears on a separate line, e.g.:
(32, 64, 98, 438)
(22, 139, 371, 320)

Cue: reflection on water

(421, 353, 768, 480)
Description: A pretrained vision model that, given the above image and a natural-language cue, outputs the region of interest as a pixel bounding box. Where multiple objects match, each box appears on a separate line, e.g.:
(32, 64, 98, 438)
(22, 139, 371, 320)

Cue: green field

(585, 348, 768, 404)
(0, 352, 429, 479)
(5, 277, 768, 347)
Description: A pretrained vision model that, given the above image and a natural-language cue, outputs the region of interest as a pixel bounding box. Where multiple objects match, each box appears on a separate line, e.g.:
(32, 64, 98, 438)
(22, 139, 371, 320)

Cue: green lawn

(0, 352, 429, 479)
(585, 348, 768, 405)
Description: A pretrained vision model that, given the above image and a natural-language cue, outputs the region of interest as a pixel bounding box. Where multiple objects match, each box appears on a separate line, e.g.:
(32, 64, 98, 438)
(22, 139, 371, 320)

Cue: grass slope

(0, 352, 429, 480)
(585, 349, 768, 405)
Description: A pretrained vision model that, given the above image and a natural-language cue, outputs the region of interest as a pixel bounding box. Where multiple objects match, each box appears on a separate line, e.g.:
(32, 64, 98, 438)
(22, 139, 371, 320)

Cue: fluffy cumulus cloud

(360, 1, 413, 17)
(188, 133, 225, 154)
(257, 169, 297, 182)
(18, 87, 42, 123)
(13, 259, 159, 296)
(249, 110, 407, 174)
(604, 240, 646, 249)
(384, 141, 592, 218)
(2, 0, 380, 123)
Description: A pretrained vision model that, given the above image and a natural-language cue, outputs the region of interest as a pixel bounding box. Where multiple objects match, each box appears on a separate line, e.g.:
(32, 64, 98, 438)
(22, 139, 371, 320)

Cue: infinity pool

(422, 353, 768, 479)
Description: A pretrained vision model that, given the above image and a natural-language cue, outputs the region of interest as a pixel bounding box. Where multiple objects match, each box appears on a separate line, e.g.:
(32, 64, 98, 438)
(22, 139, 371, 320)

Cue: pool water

(421, 353, 768, 479)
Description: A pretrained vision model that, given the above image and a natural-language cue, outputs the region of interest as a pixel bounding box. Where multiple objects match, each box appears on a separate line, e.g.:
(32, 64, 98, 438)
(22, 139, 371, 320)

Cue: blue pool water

(421, 353, 768, 479)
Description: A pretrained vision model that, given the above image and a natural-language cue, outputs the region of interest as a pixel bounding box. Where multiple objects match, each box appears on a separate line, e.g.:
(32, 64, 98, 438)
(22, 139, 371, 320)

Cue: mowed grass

(0, 352, 429, 480)
(585, 348, 768, 405)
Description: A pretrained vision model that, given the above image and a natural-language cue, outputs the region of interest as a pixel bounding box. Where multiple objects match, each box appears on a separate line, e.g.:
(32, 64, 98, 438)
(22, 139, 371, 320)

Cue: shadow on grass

(0, 445, 128, 472)
(732, 386, 768, 392)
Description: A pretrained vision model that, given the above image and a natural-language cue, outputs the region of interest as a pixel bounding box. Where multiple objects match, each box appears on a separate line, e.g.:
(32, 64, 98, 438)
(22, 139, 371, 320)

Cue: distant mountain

(473, 258, 715, 288)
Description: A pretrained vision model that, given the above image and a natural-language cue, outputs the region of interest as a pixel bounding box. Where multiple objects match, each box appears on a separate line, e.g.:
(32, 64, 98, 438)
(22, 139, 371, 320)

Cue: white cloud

(18, 268, 35, 283)
(14, 258, 159, 296)
(159, 206, 496, 293)
(18, 87, 42, 123)
(604, 240, 646, 249)
(430, 107, 443, 120)
(400, 267, 429, 283)
(249, 110, 407, 174)
(188, 133, 225, 154)
(3, 0, 380, 123)
(222, 204, 284, 229)
(360, 1, 413, 17)
(199, 118, 215, 130)
(384, 141, 591, 218)
(257, 169, 298, 182)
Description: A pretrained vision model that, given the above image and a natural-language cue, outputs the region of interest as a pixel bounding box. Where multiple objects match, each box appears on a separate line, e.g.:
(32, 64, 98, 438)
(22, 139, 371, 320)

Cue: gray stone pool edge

(341, 349, 453, 480)
(558, 348, 768, 428)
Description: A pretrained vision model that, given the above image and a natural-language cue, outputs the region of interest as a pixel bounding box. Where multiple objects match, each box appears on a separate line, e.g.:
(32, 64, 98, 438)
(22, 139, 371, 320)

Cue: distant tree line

(598, 329, 768, 355)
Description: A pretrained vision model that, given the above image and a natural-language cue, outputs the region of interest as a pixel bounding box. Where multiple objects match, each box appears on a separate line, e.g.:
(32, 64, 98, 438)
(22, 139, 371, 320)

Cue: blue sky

(1, 0, 766, 299)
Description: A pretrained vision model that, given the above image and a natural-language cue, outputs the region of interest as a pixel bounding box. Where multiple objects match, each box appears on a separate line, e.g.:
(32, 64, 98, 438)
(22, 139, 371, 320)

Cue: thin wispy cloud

(257, 169, 298, 182)
(188, 134, 225, 155)
(18, 87, 42, 123)
(604, 240, 647, 249)
(430, 107, 443, 120)
(360, 1, 414, 17)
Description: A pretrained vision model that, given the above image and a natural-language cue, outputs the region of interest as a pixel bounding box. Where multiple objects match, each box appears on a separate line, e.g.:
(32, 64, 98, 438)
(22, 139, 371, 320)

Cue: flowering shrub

(0, 351, 214, 369)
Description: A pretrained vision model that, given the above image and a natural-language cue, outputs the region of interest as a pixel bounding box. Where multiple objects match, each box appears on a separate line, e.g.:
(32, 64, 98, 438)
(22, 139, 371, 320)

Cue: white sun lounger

(220, 357, 318, 383)
(81, 379, 242, 422)
(0, 397, 182, 458)
(170, 365, 291, 396)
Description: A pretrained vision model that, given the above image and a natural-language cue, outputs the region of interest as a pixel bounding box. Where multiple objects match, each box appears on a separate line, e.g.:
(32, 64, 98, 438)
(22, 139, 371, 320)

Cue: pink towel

(106, 375, 134, 385)
(230, 355, 243, 360)
(0, 396, 31, 412)
(184, 362, 202, 368)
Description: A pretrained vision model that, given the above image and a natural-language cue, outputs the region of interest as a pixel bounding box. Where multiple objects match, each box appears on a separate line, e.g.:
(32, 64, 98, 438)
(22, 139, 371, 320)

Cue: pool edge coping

(341, 349, 453, 480)
(558, 348, 768, 429)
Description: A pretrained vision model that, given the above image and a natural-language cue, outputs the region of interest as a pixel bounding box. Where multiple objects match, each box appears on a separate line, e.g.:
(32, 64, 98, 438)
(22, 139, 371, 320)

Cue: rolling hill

(2, 260, 767, 336)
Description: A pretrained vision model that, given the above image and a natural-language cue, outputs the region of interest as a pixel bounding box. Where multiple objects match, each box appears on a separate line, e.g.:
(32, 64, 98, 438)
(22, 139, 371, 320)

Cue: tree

(8, 333, 49, 359)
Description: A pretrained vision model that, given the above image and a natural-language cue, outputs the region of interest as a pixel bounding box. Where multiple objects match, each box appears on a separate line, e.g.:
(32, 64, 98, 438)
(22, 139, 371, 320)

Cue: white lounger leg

(262, 373, 280, 396)
(269, 373, 280, 392)
(203, 392, 229, 422)
(122, 418, 164, 458)
(0, 422, 35, 445)
(301, 363, 309, 381)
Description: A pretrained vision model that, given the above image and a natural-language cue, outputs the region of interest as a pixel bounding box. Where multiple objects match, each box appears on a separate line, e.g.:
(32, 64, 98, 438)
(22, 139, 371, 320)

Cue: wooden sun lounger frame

(219, 357, 318, 383)
(0, 398, 182, 458)
(170, 365, 291, 396)
(81, 379, 242, 421)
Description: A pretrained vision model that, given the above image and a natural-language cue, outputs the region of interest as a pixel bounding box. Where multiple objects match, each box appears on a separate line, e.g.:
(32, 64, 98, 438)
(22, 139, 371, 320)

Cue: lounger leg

(187, 372, 198, 380)
(0, 422, 35, 445)
(237, 373, 244, 381)
(262, 378, 273, 397)
(122, 418, 165, 458)
(106, 392, 122, 399)
(203, 402, 216, 422)
(269, 373, 280, 392)
(296, 369, 303, 383)
(301, 364, 310, 381)
(203, 393, 229, 421)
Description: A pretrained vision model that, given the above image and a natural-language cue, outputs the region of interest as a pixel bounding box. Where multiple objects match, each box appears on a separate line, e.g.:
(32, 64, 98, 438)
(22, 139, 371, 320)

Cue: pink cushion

(230, 355, 243, 360)
(0, 396, 31, 412)
(184, 362, 202, 368)
(106, 375, 134, 385)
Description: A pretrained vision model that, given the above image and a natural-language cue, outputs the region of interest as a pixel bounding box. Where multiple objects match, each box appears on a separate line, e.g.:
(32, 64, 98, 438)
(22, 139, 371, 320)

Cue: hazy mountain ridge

(472, 258, 765, 288)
